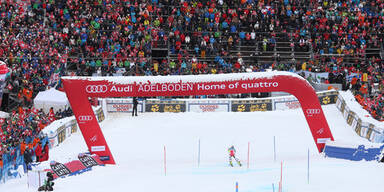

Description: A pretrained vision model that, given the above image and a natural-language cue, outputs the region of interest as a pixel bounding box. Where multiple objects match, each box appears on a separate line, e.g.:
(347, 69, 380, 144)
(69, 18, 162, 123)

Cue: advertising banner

(231, 99, 272, 112)
(145, 100, 186, 112)
(78, 154, 99, 168)
(188, 100, 230, 112)
(274, 97, 301, 110)
(335, 96, 344, 111)
(274, 91, 338, 110)
(57, 125, 66, 144)
(50, 161, 71, 177)
(317, 91, 338, 105)
(106, 101, 143, 113)
(343, 105, 350, 120)
(346, 111, 356, 126)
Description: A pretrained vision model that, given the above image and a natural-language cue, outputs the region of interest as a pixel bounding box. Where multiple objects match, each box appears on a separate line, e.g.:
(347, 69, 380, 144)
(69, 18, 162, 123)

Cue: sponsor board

(145, 100, 186, 112)
(50, 162, 71, 177)
(346, 111, 356, 125)
(78, 154, 99, 168)
(188, 103, 229, 112)
(274, 91, 338, 110)
(274, 96, 301, 110)
(231, 99, 272, 112)
(107, 103, 143, 113)
(317, 138, 331, 143)
(317, 91, 338, 105)
(91, 146, 106, 152)
(99, 156, 110, 161)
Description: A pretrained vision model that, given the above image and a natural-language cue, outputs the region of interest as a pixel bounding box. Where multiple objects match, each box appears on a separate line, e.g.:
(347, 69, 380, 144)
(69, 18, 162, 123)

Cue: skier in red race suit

(228, 145, 242, 167)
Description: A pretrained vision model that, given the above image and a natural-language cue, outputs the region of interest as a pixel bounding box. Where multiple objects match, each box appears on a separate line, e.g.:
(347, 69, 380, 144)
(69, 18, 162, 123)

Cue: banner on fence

(188, 100, 230, 112)
(317, 91, 338, 105)
(274, 97, 301, 110)
(231, 99, 272, 112)
(107, 103, 143, 113)
(50, 161, 71, 177)
(274, 91, 338, 110)
(145, 100, 186, 112)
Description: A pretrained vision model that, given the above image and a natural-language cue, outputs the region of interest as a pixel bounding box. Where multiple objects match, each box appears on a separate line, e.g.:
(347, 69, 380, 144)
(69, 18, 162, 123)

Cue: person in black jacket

(132, 97, 138, 116)
(24, 146, 33, 171)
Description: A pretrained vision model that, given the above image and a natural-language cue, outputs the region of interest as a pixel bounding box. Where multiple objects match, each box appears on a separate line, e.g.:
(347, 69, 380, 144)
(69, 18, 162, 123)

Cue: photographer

(38, 172, 54, 191)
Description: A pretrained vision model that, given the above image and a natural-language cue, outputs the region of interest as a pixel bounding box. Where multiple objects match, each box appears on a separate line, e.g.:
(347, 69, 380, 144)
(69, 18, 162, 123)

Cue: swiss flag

(32, 107, 39, 115)
(19, 40, 29, 49)
(7, 84, 12, 90)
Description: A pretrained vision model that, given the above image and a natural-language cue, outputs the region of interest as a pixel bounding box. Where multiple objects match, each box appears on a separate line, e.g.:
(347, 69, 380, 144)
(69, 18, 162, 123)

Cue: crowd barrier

(0, 146, 24, 183)
(324, 141, 384, 161)
(335, 94, 384, 143)
(42, 106, 105, 149)
(102, 90, 338, 113)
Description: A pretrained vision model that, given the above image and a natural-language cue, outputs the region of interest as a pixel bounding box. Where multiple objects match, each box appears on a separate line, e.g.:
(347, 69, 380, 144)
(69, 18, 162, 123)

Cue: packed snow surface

(1, 104, 384, 192)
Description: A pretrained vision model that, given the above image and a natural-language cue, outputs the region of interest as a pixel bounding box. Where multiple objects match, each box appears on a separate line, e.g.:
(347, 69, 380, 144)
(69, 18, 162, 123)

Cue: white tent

(33, 88, 70, 114)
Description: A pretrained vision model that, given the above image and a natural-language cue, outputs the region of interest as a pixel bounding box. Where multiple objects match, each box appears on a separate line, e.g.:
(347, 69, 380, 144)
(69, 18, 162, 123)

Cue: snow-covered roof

(61, 71, 305, 84)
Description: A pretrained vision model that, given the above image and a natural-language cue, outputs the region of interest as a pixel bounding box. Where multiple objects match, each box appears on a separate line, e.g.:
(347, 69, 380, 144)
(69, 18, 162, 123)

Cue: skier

(228, 145, 242, 167)
(132, 97, 138, 116)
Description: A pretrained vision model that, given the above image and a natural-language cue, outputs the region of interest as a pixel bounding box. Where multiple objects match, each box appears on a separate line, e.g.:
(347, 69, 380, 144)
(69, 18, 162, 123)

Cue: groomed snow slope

(1, 104, 384, 192)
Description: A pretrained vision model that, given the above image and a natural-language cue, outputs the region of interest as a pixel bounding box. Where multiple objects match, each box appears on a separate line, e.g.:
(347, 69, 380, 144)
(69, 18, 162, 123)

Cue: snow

(61, 71, 306, 84)
(2, 104, 384, 192)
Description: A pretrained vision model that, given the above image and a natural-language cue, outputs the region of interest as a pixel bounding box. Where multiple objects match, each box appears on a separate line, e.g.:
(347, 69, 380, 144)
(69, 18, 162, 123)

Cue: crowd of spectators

(0, 0, 383, 174)
(0, 104, 73, 178)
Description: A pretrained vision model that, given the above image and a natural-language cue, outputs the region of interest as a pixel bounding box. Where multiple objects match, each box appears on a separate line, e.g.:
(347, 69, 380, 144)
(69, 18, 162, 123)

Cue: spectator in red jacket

(35, 142, 42, 162)
(40, 144, 49, 162)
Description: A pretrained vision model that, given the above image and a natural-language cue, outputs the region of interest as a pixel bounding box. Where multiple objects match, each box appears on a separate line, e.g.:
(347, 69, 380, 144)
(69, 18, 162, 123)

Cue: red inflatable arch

(62, 71, 334, 164)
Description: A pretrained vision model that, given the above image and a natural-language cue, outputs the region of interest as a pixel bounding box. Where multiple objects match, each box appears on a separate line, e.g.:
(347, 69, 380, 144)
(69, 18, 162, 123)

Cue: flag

(7, 83, 13, 90)
(31, 107, 39, 115)
(18, 40, 29, 49)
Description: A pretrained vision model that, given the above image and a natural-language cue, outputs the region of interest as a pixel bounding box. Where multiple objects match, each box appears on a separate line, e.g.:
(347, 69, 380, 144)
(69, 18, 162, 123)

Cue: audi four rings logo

(86, 85, 108, 93)
(306, 109, 320, 116)
(78, 115, 93, 121)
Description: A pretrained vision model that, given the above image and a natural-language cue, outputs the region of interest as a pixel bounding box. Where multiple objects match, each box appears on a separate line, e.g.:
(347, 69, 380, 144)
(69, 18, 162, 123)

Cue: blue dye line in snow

(191, 164, 278, 175)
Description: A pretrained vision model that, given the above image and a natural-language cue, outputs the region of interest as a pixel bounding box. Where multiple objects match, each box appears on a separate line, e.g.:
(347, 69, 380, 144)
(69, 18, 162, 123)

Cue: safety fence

(0, 146, 24, 183)
(42, 106, 105, 148)
(102, 90, 338, 113)
(335, 94, 384, 143)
